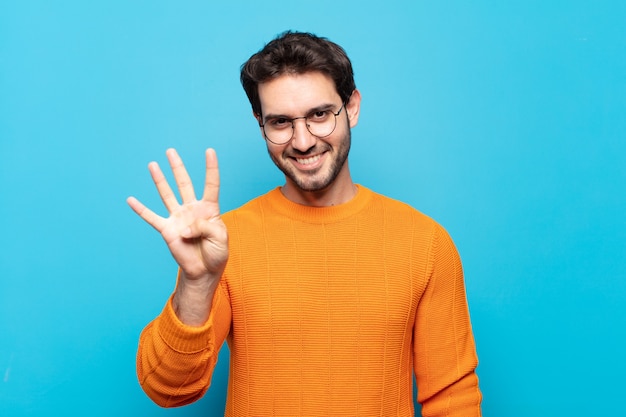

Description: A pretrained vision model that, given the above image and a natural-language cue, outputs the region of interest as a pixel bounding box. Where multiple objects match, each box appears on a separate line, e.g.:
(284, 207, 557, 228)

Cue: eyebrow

(262, 103, 338, 123)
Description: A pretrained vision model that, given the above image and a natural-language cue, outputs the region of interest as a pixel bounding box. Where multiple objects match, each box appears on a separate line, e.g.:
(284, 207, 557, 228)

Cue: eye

(309, 110, 330, 122)
(268, 117, 291, 129)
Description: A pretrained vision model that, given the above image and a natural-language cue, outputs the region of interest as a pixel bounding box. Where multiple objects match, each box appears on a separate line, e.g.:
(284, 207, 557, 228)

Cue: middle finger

(166, 148, 197, 204)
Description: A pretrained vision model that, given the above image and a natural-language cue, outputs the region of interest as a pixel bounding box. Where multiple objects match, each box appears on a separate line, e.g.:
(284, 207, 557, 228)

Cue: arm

(136, 280, 232, 407)
(414, 224, 482, 417)
(128, 148, 230, 405)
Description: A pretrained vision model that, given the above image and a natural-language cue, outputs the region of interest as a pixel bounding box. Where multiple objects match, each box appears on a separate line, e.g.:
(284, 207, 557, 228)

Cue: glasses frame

(259, 103, 346, 145)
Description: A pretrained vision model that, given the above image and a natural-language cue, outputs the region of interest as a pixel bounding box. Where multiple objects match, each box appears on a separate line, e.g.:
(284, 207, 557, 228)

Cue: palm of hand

(127, 148, 228, 281)
(163, 199, 228, 279)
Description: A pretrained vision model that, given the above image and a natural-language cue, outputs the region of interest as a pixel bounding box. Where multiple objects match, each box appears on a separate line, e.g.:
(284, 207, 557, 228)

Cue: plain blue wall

(1, 1, 625, 416)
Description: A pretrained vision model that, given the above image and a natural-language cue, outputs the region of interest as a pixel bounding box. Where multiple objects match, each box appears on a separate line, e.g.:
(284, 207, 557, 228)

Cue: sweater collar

(262, 184, 373, 224)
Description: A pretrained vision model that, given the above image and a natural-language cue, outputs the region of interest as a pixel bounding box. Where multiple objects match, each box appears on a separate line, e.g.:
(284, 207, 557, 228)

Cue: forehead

(258, 72, 340, 116)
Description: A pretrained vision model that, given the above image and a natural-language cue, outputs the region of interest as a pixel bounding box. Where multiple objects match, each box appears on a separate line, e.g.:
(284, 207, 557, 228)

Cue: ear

(346, 89, 361, 128)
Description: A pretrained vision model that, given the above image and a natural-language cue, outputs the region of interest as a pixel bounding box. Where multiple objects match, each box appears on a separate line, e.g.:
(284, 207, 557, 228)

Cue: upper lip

(288, 147, 328, 160)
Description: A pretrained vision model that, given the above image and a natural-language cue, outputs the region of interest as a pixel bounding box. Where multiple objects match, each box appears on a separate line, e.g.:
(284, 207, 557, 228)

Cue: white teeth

(296, 154, 321, 165)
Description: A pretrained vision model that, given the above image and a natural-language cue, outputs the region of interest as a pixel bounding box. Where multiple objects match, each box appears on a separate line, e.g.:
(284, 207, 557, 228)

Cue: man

(127, 31, 482, 416)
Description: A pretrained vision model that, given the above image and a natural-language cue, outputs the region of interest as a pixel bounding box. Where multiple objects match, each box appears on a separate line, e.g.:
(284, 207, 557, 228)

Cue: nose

(290, 117, 316, 152)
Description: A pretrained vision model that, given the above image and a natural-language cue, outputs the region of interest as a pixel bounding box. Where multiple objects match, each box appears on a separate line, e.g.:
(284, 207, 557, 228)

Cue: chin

(292, 178, 333, 192)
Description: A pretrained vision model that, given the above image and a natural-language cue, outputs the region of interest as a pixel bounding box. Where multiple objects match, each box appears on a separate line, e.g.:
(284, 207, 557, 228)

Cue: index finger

(201, 148, 220, 205)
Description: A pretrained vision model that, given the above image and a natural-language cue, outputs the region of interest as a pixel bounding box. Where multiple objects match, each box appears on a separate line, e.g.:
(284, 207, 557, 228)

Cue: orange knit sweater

(137, 186, 481, 416)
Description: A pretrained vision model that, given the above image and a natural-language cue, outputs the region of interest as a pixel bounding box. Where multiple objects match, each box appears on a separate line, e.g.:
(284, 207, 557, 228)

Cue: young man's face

(257, 71, 360, 197)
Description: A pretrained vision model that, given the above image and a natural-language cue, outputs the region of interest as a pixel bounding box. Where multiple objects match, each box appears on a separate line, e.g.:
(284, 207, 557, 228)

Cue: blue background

(1, 1, 625, 416)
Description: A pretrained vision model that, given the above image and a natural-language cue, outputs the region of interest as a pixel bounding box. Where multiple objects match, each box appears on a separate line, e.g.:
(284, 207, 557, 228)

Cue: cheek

(266, 143, 285, 160)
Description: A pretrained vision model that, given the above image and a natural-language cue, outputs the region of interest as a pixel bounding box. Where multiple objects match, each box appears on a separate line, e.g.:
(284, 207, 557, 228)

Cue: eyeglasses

(259, 103, 345, 145)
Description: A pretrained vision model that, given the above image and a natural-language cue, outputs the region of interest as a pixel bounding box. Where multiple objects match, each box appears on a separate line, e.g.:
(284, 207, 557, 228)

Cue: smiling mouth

(295, 154, 322, 165)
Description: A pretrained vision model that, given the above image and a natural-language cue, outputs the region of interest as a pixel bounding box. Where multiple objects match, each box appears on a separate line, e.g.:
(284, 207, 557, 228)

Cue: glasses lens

(264, 126, 292, 145)
(307, 111, 337, 138)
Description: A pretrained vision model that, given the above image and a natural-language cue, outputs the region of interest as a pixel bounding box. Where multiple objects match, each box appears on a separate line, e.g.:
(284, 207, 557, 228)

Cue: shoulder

(364, 187, 437, 227)
(362, 187, 459, 247)
(221, 188, 276, 226)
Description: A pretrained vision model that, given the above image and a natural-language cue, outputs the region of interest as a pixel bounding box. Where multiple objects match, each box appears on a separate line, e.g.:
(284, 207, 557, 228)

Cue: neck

(281, 169, 357, 207)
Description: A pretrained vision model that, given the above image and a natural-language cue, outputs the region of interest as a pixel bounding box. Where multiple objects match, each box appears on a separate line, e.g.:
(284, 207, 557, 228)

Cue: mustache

(285, 144, 331, 158)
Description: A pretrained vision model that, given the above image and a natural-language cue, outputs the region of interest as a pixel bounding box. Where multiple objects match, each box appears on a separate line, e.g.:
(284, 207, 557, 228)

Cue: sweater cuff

(155, 296, 215, 354)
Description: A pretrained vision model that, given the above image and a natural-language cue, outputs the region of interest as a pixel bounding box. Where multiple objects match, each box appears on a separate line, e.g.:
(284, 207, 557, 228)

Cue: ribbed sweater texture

(137, 186, 481, 416)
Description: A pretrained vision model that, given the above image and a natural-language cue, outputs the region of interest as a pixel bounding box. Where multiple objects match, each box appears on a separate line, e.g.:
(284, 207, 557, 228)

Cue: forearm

(137, 283, 232, 407)
(172, 269, 221, 326)
(137, 301, 217, 407)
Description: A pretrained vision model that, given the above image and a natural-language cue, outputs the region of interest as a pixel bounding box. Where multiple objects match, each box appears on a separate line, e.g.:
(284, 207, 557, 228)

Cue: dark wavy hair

(240, 31, 356, 117)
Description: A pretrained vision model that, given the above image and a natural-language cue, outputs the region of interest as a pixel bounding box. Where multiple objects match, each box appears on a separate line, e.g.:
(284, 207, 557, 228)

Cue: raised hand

(127, 148, 228, 325)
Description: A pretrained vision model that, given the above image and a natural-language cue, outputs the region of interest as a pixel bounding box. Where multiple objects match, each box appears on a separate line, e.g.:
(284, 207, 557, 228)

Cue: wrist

(172, 270, 221, 326)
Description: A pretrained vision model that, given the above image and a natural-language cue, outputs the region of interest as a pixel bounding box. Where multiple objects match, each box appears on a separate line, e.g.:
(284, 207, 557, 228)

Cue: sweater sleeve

(414, 224, 482, 417)
(136, 278, 232, 408)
